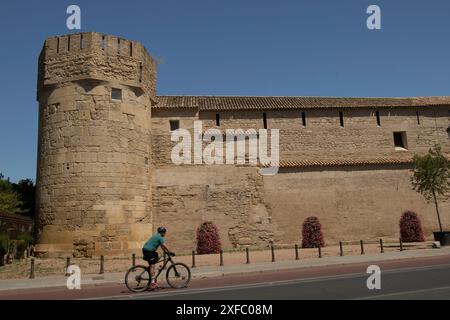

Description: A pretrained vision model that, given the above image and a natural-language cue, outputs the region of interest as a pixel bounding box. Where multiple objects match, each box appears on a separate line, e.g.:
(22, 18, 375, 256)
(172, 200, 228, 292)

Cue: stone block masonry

(35, 32, 450, 256)
(36, 32, 155, 257)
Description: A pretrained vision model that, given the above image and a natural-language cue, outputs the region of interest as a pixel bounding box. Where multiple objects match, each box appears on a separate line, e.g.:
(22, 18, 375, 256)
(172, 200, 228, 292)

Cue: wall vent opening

(216, 113, 220, 126)
(170, 120, 180, 131)
(393, 131, 408, 150)
(111, 88, 122, 101)
(263, 112, 267, 129)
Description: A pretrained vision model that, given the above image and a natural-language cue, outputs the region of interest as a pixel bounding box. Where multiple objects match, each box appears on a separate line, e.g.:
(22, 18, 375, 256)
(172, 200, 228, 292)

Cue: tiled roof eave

(154, 96, 450, 111)
(277, 158, 414, 168)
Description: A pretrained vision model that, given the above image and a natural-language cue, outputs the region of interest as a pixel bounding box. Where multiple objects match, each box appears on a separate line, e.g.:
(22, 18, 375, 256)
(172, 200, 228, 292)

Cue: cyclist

(142, 226, 175, 289)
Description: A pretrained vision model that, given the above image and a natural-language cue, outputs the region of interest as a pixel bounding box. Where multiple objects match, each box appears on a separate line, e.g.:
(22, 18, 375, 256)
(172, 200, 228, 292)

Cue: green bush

(17, 233, 33, 247)
(0, 234, 10, 266)
(15, 233, 33, 259)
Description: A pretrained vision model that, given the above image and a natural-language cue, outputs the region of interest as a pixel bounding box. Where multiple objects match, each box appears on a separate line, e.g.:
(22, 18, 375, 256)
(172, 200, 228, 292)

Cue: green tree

(12, 179, 36, 218)
(411, 144, 450, 232)
(0, 173, 23, 214)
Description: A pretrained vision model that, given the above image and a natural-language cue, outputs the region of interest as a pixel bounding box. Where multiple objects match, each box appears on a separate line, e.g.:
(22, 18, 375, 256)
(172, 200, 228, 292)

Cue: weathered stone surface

(35, 32, 450, 256)
(35, 33, 154, 256)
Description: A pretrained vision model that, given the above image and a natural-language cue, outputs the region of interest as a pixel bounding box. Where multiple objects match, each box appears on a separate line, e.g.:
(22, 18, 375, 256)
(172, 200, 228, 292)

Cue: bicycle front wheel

(166, 263, 191, 289)
(125, 265, 151, 293)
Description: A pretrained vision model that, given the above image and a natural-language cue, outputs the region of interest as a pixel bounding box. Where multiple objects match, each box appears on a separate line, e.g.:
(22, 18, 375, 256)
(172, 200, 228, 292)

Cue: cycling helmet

(157, 226, 167, 234)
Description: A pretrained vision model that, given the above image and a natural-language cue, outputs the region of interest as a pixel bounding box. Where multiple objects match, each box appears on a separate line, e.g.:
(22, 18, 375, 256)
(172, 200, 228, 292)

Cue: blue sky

(1, 0, 450, 182)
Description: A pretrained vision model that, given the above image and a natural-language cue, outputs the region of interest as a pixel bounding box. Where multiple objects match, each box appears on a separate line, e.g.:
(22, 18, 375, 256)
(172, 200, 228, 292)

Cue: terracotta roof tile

(155, 96, 450, 111)
(278, 157, 413, 168)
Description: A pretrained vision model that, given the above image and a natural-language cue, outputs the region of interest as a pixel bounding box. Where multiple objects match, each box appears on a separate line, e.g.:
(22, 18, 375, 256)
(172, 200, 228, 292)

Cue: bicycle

(125, 250, 191, 293)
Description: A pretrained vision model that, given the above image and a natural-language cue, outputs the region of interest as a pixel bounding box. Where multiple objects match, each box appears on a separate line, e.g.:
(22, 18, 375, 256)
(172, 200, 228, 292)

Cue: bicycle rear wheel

(166, 262, 191, 289)
(125, 265, 151, 292)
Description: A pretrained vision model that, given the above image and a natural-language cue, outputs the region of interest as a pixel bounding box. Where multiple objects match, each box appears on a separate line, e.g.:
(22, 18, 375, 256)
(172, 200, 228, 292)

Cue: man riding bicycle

(142, 226, 175, 289)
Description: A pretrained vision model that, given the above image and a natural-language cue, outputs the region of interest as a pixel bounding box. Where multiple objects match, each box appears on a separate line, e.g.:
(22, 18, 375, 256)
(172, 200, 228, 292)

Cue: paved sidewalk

(0, 247, 449, 292)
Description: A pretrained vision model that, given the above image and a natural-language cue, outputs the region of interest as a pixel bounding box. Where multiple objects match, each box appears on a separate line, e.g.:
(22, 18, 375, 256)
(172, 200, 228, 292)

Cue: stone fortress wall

(36, 32, 156, 257)
(151, 102, 450, 251)
(36, 32, 450, 256)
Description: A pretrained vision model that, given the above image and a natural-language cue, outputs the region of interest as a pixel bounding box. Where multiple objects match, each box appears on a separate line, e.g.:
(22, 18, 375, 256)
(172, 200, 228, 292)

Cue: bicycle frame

(150, 251, 176, 281)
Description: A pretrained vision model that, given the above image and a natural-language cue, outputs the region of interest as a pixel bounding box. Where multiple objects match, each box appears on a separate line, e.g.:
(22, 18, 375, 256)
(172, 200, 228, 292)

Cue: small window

(170, 120, 179, 131)
(263, 112, 267, 129)
(339, 111, 344, 127)
(416, 111, 420, 125)
(111, 88, 122, 101)
(376, 111, 381, 126)
(216, 113, 220, 126)
(393, 131, 408, 150)
(301, 111, 306, 127)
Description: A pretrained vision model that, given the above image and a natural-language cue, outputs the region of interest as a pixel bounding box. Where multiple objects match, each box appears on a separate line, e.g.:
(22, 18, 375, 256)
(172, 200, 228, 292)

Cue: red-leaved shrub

(400, 211, 425, 242)
(196, 221, 222, 254)
(301, 216, 325, 248)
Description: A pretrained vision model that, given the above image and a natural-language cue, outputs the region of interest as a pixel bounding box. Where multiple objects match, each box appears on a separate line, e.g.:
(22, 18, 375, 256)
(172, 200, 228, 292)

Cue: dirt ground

(0, 240, 433, 280)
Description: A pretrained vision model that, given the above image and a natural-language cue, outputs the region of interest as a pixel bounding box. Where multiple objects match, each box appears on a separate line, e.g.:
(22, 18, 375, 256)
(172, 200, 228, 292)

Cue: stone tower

(35, 32, 156, 257)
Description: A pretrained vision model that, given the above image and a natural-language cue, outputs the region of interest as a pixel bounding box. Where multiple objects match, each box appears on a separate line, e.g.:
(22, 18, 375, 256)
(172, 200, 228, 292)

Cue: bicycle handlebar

(162, 248, 176, 256)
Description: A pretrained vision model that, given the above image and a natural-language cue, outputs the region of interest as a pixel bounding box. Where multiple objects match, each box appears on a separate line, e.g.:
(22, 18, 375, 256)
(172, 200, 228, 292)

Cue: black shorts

(143, 249, 159, 264)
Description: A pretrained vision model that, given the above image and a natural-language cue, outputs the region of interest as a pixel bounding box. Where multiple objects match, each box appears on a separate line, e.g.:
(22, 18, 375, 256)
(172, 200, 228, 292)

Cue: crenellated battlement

(37, 32, 157, 103)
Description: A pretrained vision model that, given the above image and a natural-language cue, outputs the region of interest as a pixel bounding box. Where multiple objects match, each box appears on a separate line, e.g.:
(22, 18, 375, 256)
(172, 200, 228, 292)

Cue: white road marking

(356, 285, 450, 300)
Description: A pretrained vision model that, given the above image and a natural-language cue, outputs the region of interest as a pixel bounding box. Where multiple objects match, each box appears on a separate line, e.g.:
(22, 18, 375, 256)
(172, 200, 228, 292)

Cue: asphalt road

(2, 254, 450, 300)
(114, 263, 450, 300)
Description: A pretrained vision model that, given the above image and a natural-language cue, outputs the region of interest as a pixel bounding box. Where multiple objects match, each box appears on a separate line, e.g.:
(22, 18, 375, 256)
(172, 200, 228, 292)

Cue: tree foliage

(411, 144, 450, 232)
(0, 173, 35, 217)
(12, 179, 36, 218)
(0, 173, 23, 214)
(411, 144, 450, 200)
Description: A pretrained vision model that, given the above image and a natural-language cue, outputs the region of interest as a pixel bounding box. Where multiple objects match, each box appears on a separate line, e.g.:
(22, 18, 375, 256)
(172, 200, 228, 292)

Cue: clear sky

(1, 0, 450, 182)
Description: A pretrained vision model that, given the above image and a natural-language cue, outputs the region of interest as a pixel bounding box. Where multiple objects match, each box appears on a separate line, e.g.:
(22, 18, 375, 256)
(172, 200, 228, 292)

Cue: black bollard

(30, 258, 35, 279)
(191, 250, 196, 268)
(99, 255, 104, 274)
(271, 245, 275, 262)
(219, 250, 224, 266)
(318, 246, 322, 258)
(246, 247, 250, 264)
(380, 238, 384, 253)
(65, 257, 71, 276)
(360, 240, 365, 255)
(132, 253, 136, 267)
(295, 244, 299, 260)
(399, 238, 403, 251)
(339, 241, 344, 257)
